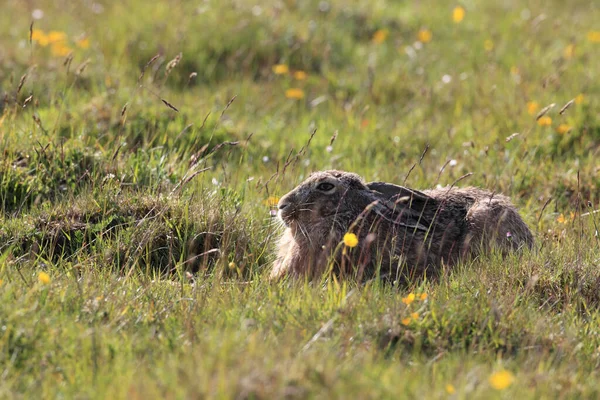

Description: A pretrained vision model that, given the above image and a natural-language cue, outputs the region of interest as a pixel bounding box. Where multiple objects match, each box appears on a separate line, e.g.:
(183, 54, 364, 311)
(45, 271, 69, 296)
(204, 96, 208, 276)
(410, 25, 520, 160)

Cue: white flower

(32, 9, 44, 19)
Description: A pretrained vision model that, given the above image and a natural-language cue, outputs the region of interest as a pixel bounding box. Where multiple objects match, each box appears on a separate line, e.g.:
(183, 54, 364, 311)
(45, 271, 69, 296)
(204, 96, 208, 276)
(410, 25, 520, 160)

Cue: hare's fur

(271, 170, 533, 280)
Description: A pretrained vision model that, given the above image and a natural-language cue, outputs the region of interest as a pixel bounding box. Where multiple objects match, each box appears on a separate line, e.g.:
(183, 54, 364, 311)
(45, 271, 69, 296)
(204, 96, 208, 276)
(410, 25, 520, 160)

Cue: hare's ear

(370, 200, 431, 232)
(367, 181, 435, 205)
(366, 181, 428, 199)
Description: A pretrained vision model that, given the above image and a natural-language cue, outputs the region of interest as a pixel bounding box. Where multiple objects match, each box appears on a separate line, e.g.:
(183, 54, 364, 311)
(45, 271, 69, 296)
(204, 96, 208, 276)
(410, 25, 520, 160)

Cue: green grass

(1, 0, 600, 398)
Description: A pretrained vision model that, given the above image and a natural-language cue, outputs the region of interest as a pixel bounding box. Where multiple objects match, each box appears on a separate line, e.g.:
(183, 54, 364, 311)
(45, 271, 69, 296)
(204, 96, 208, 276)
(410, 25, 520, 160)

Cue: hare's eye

(317, 182, 335, 191)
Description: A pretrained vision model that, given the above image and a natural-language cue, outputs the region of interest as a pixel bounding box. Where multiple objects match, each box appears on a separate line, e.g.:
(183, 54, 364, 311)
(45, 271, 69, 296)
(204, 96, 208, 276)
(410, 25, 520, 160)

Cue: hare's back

(426, 186, 533, 251)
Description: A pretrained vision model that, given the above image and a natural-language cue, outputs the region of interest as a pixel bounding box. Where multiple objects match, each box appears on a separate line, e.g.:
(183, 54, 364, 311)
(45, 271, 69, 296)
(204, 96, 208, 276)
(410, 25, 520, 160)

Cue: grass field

(1, 0, 600, 398)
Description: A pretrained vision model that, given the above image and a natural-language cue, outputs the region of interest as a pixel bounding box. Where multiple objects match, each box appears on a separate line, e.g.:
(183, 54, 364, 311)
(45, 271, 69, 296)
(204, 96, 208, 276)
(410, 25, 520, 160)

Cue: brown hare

(271, 170, 533, 281)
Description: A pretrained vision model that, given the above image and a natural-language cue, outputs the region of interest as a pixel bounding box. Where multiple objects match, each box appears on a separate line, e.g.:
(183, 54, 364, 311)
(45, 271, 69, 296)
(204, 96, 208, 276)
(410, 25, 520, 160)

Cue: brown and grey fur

(271, 170, 533, 281)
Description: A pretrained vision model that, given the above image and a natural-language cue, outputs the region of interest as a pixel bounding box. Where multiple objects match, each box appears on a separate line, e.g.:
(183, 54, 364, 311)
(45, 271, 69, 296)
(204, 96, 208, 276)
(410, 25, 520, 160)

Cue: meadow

(1, 0, 600, 398)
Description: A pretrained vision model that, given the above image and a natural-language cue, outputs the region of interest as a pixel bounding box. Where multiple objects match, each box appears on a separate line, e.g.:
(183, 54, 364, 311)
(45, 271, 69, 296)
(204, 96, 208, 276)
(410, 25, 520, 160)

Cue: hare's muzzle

(277, 199, 295, 226)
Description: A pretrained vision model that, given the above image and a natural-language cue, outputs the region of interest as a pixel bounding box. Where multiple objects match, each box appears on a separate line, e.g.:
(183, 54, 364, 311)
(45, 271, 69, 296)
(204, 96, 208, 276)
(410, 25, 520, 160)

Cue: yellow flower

(402, 293, 416, 305)
(419, 293, 428, 300)
(527, 101, 539, 115)
(47, 31, 67, 44)
(76, 37, 90, 49)
(38, 271, 51, 285)
(272, 64, 289, 75)
(489, 370, 514, 390)
(372, 29, 389, 44)
(575, 94, 584, 104)
(31, 29, 45, 41)
(401, 317, 411, 326)
(228, 261, 236, 269)
(263, 196, 280, 207)
(32, 29, 49, 46)
(558, 211, 576, 224)
(446, 384, 456, 394)
(417, 29, 432, 43)
(51, 43, 72, 57)
(285, 88, 305, 99)
(343, 232, 359, 248)
(410, 312, 419, 320)
(293, 70, 307, 80)
(564, 44, 575, 59)
(453, 6, 465, 23)
(556, 124, 571, 135)
(0, 279, 3, 286)
(484, 39, 494, 51)
(537, 116, 552, 127)
(587, 31, 600, 43)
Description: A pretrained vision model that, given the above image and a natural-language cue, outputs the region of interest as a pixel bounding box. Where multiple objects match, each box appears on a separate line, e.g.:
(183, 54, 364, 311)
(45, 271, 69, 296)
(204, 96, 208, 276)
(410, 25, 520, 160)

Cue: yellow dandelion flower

(47, 31, 67, 44)
(343, 232, 359, 248)
(446, 384, 456, 394)
(420, 293, 428, 300)
(285, 88, 305, 100)
(76, 37, 90, 49)
(417, 29, 433, 43)
(564, 44, 575, 59)
(537, 116, 552, 127)
(31, 29, 45, 41)
(263, 196, 280, 207)
(372, 29, 389, 44)
(51, 43, 73, 57)
(557, 212, 574, 224)
(556, 124, 571, 135)
(575, 94, 584, 104)
(527, 101, 539, 115)
(228, 261, 236, 269)
(402, 293, 416, 305)
(272, 64, 289, 75)
(401, 317, 411, 326)
(293, 70, 307, 80)
(417, 29, 432, 43)
(411, 312, 419, 320)
(587, 31, 600, 43)
(484, 39, 494, 51)
(489, 369, 514, 390)
(32, 29, 49, 46)
(453, 6, 465, 23)
(38, 271, 51, 285)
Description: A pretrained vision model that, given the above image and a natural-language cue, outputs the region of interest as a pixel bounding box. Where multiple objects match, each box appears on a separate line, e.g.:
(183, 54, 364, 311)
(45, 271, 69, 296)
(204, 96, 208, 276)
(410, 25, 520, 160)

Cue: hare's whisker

(297, 223, 312, 245)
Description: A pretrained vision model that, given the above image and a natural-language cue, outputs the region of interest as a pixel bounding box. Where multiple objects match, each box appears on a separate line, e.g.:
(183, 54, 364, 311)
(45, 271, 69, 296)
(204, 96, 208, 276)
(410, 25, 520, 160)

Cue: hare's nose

(278, 201, 289, 210)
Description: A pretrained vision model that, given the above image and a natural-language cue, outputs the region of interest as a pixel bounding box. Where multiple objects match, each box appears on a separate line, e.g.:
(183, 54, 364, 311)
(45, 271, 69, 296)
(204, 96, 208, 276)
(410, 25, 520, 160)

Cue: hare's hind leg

(464, 198, 533, 256)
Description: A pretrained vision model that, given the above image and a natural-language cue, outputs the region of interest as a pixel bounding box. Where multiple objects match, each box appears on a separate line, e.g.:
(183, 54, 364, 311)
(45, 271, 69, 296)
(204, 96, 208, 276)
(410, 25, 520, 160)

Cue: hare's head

(277, 170, 372, 236)
(277, 169, 437, 247)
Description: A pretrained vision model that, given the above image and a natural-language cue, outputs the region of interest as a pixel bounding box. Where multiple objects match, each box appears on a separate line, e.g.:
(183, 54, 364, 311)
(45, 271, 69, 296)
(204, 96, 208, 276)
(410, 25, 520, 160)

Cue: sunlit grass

(1, 0, 599, 398)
